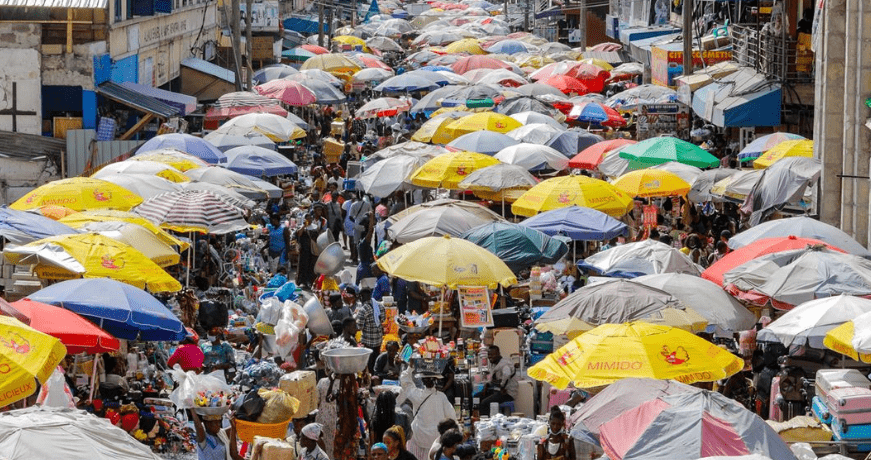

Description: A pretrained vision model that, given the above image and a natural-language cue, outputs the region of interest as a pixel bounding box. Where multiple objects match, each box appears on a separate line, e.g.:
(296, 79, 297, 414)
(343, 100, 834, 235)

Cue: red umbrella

(541, 75, 589, 95)
(254, 80, 317, 106)
(569, 139, 637, 169)
(702, 235, 847, 286)
(451, 55, 514, 74)
(356, 54, 393, 71)
(300, 44, 329, 54)
(5, 299, 120, 354)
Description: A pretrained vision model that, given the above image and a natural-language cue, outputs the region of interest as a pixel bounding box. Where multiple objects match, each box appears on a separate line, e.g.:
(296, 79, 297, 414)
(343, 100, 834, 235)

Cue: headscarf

(372, 443, 388, 453)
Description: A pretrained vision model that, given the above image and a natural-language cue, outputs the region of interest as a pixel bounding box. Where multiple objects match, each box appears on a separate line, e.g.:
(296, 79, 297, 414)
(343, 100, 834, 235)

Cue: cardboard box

(279, 370, 317, 417)
(323, 138, 343, 163)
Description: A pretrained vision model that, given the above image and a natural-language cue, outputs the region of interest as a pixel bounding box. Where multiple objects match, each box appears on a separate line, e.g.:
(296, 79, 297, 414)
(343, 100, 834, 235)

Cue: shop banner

(458, 286, 494, 328)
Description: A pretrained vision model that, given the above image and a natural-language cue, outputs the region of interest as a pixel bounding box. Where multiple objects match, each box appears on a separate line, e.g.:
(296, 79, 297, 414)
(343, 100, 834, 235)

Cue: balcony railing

(730, 24, 814, 84)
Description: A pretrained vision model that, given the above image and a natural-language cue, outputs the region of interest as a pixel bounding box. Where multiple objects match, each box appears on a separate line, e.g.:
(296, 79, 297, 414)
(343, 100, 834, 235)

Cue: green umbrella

(461, 221, 569, 272)
(618, 137, 720, 168)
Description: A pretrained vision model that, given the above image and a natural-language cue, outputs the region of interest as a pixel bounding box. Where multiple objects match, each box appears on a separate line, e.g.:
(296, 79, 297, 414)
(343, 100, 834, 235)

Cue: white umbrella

(355, 155, 426, 197)
(185, 166, 268, 200)
(494, 143, 569, 171)
(96, 173, 183, 199)
(757, 295, 871, 348)
(506, 123, 564, 145)
(213, 113, 303, 142)
(388, 206, 494, 243)
(352, 68, 395, 85)
(649, 162, 703, 186)
(509, 111, 565, 129)
(92, 161, 188, 183)
(581, 239, 702, 276)
(182, 181, 255, 209)
(728, 215, 871, 257)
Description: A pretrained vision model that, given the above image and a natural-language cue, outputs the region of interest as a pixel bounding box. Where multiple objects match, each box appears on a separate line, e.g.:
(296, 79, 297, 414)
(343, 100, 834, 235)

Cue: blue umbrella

(419, 66, 454, 73)
(485, 39, 531, 55)
(225, 146, 298, 177)
(545, 129, 604, 157)
(461, 221, 568, 272)
(518, 206, 627, 241)
(28, 278, 185, 341)
(446, 131, 520, 155)
(0, 206, 78, 244)
(374, 73, 440, 94)
(138, 133, 227, 164)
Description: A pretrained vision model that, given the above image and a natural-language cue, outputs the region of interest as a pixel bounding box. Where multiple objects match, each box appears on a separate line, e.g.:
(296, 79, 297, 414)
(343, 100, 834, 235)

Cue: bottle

(455, 397, 462, 420)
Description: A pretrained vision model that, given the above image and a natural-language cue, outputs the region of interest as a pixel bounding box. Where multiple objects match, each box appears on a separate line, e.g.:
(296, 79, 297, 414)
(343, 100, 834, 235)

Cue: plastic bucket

(234, 418, 291, 443)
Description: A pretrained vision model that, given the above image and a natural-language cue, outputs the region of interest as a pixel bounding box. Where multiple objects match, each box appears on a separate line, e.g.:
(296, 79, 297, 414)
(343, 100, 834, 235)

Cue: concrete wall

(0, 158, 61, 205)
(0, 24, 42, 135)
(42, 41, 106, 90)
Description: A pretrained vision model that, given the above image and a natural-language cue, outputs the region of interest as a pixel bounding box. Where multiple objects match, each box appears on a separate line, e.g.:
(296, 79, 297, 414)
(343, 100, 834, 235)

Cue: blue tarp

(283, 17, 328, 34)
(691, 67, 782, 127)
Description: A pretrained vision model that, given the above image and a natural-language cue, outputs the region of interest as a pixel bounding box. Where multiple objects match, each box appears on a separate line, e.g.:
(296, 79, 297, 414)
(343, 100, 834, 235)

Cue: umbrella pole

(438, 287, 444, 338)
(186, 232, 192, 288)
(88, 319, 103, 402)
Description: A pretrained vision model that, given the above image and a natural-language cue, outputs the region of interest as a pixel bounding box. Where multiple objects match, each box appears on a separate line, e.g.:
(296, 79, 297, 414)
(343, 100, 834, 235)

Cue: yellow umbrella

(377, 234, 517, 289)
(612, 169, 691, 198)
(59, 210, 189, 251)
(408, 151, 500, 189)
(3, 233, 182, 293)
(0, 316, 67, 407)
(527, 321, 744, 389)
(32, 205, 78, 220)
(515, 55, 555, 69)
(301, 53, 362, 75)
(578, 58, 614, 71)
(130, 150, 209, 172)
(432, 112, 522, 144)
(332, 35, 370, 52)
(473, 188, 527, 202)
(444, 38, 486, 55)
(824, 311, 871, 363)
(511, 175, 634, 217)
(753, 140, 814, 169)
(411, 112, 468, 143)
(10, 177, 143, 212)
(78, 220, 181, 268)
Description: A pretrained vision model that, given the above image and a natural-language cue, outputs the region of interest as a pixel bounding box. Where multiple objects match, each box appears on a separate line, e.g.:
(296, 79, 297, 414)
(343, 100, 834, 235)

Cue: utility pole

(524, 0, 529, 31)
(245, 0, 253, 90)
(352, 0, 357, 26)
(579, 0, 587, 50)
(503, 0, 508, 22)
(231, 0, 243, 90)
(318, 1, 324, 47)
(682, 0, 693, 76)
(220, 0, 243, 91)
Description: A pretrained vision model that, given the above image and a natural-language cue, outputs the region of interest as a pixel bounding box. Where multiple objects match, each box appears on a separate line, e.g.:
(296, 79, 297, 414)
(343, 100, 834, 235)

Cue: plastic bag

(256, 388, 300, 424)
(274, 300, 309, 363)
(234, 389, 266, 421)
(259, 297, 282, 326)
(36, 368, 75, 408)
(169, 364, 231, 409)
(198, 299, 230, 331)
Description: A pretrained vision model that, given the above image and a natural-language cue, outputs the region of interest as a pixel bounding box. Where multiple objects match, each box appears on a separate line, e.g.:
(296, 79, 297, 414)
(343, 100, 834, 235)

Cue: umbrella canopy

(59, 209, 188, 250)
(648, 162, 703, 186)
(376, 235, 517, 289)
(518, 206, 627, 241)
(130, 149, 209, 172)
(353, 68, 395, 86)
(598, 391, 795, 460)
(710, 170, 762, 202)
(366, 36, 403, 52)
(494, 143, 569, 171)
(136, 133, 227, 164)
(541, 75, 589, 95)
(737, 132, 807, 163)
(388, 206, 495, 243)
(466, 68, 528, 87)
(0, 317, 67, 407)
(411, 113, 467, 142)
(244, 175, 283, 199)
(215, 113, 305, 142)
(283, 46, 317, 62)
(254, 79, 317, 106)
(298, 79, 347, 105)
(3, 233, 182, 293)
(446, 131, 520, 155)
(728, 216, 871, 257)
(581, 239, 701, 277)
(205, 92, 287, 121)
(752, 139, 814, 169)
(619, 137, 720, 168)
(78, 221, 179, 268)
(0, 407, 164, 460)
(612, 169, 691, 198)
(451, 55, 515, 74)
(356, 97, 412, 119)
(28, 205, 78, 220)
(497, 96, 559, 117)
(545, 129, 604, 156)
(29, 278, 185, 341)
(388, 198, 505, 224)
(332, 35, 369, 51)
(184, 166, 268, 199)
(375, 73, 441, 94)
(461, 221, 568, 272)
(505, 123, 565, 145)
(444, 38, 486, 54)
(511, 175, 634, 218)
(485, 39, 532, 54)
(367, 141, 450, 163)
(569, 139, 637, 169)
(134, 190, 249, 234)
(408, 151, 500, 189)
(457, 163, 538, 193)
(92, 161, 189, 183)
(252, 64, 299, 84)
(527, 321, 743, 389)
(535, 279, 707, 335)
(224, 146, 298, 177)
(568, 102, 626, 127)
(633, 273, 756, 333)
(300, 53, 362, 74)
(202, 131, 275, 153)
(514, 83, 566, 98)
(181, 182, 255, 210)
(435, 112, 523, 143)
(605, 84, 677, 109)
(356, 155, 426, 198)
(6, 299, 119, 354)
(688, 168, 740, 203)
(10, 178, 143, 212)
(0, 206, 78, 244)
(742, 157, 821, 226)
(757, 295, 871, 348)
(824, 310, 871, 362)
(509, 110, 565, 129)
(285, 69, 344, 88)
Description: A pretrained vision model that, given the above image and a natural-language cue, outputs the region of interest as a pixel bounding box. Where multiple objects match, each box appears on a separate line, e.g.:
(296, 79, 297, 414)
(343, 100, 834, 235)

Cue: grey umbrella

(742, 157, 821, 226)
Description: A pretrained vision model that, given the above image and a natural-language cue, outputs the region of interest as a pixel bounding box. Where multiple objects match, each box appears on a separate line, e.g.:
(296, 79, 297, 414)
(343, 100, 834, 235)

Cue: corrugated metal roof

(181, 57, 235, 84)
(0, 130, 65, 161)
(120, 82, 197, 116)
(0, 0, 107, 8)
(96, 82, 179, 119)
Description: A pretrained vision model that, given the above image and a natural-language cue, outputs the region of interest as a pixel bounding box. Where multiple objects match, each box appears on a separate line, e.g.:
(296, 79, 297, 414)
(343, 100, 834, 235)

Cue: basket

(193, 406, 230, 417)
(411, 358, 449, 374)
(235, 417, 292, 444)
(398, 324, 430, 334)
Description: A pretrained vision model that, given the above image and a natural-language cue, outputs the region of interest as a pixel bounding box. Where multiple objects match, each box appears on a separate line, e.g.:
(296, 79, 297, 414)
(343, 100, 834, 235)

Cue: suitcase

(827, 387, 871, 421)
(832, 417, 871, 441)
(816, 369, 871, 399)
(812, 396, 832, 424)
(831, 423, 871, 452)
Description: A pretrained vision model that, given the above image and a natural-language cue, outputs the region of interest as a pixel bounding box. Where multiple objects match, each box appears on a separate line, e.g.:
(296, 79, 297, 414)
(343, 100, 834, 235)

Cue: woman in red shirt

(167, 328, 205, 372)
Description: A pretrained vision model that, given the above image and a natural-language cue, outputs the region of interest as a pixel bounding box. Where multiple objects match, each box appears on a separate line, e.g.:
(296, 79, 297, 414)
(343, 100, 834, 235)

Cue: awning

(628, 33, 679, 66)
(120, 82, 197, 116)
(535, 6, 564, 19)
(691, 67, 782, 127)
(181, 57, 235, 84)
(0, 0, 106, 7)
(619, 25, 680, 46)
(96, 82, 179, 119)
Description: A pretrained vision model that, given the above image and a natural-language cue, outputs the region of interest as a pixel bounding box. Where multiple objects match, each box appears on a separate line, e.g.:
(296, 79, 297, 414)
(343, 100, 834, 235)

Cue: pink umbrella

(452, 55, 515, 74)
(300, 44, 329, 54)
(355, 54, 393, 71)
(254, 80, 317, 106)
(355, 97, 412, 119)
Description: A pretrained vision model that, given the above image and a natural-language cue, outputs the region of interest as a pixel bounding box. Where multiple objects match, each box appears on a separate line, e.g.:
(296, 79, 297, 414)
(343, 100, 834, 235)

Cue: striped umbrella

(134, 190, 249, 234)
(205, 92, 288, 121)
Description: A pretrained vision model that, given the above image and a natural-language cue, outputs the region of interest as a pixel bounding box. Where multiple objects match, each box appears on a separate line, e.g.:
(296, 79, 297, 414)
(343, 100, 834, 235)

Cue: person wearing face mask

(200, 326, 237, 380)
(399, 365, 457, 460)
(537, 406, 575, 460)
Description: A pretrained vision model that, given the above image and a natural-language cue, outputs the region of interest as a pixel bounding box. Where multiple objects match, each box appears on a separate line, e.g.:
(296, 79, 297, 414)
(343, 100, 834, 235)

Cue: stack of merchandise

(811, 369, 871, 450)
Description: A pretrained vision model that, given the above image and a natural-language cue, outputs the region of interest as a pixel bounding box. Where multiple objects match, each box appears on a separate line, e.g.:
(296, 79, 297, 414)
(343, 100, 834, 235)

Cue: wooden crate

(53, 117, 82, 139)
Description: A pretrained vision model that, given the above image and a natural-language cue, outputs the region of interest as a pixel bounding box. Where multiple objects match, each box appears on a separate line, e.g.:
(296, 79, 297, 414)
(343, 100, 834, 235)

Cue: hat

(372, 443, 388, 453)
(184, 327, 199, 342)
(343, 285, 358, 295)
(301, 422, 323, 440)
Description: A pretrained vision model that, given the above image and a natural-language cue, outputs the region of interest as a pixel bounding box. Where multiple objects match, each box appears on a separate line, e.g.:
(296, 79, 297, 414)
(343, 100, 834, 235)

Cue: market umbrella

(752, 140, 814, 169)
(527, 321, 743, 389)
(286, 112, 311, 131)
(497, 96, 559, 117)
(214, 113, 306, 142)
(204, 92, 288, 121)
(224, 146, 298, 177)
(252, 64, 299, 84)
(703, 236, 845, 286)
(0, 407, 164, 460)
(444, 38, 486, 54)
(388, 206, 494, 243)
(181, 182, 255, 210)
(129, 149, 209, 172)
(612, 170, 691, 198)
(518, 206, 626, 241)
(619, 137, 720, 168)
(377, 234, 517, 289)
(545, 129, 604, 157)
(375, 73, 441, 94)
(254, 79, 317, 106)
(451, 55, 515, 74)
(298, 79, 347, 105)
(77, 221, 180, 268)
(134, 190, 249, 234)
(457, 163, 538, 198)
(446, 131, 520, 155)
(727, 215, 871, 257)
(511, 175, 634, 218)
(541, 75, 589, 95)
(10, 178, 143, 212)
(461, 221, 568, 272)
(300, 53, 362, 74)
(742, 157, 820, 226)
(824, 310, 871, 362)
(366, 36, 403, 52)
(465, 68, 528, 87)
(598, 391, 794, 460)
(282, 46, 317, 62)
(0, 206, 78, 244)
(300, 43, 329, 54)
(756, 295, 871, 349)
(535, 279, 708, 335)
(244, 175, 283, 199)
(569, 139, 636, 169)
(633, 273, 756, 333)
(0, 317, 66, 407)
(92, 161, 189, 183)
(737, 133, 807, 163)
(505, 124, 565, 145)
(366, 141, 450, 163)
(710, 170, 762, 202)
(404, 69, 460, 87)
(3, 233, 181, 293)
(485, 39, 532, 54)
(136, 133, 227, 164)
(408, 151, 500, 189)
(724, 247, 871, 309)
(29, 205, 78, 220)
(356, 97, 412, 119)
(184, 166, 269, 199)
(605, 84, 677, 110)
(332, 35, 369, 51)
(285, 69, 344, 88)
(411, 113, 467, 143)
(355, 155, 426, 197)
(202, 131, 275, 153)
(433, 112, 522, 143)
(388, 198, 505, 224)
(59, 210, 188, 250)
(568, 102, 626, 127)
(580, 239, 701, 277)
(494, 143, 569, 171)
(5, 299, 119, 354)
(514, 83, 566, 98)
(688, 168, 740, 203)
(509, 110, 564, 129)
(648, 162, 703, 186)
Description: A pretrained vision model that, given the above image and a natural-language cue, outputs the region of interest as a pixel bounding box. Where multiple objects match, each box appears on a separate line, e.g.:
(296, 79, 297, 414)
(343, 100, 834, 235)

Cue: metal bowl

(322, 347, 373, 374)
(314, 242, 346, 275)
(303, 296, 333, 336)
(316, 231, 336, 253)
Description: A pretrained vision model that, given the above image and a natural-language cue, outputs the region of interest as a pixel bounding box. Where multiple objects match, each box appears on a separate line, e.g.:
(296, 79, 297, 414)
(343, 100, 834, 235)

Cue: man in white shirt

(399, 365, 457, 460)
(477, 345, 518, 416)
